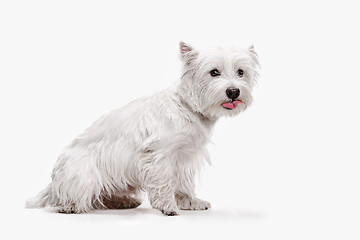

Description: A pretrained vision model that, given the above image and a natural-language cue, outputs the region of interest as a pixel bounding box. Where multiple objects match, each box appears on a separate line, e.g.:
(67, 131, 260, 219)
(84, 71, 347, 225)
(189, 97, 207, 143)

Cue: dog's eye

(210, 69, 221, 77)
(237, 69, 244, 77)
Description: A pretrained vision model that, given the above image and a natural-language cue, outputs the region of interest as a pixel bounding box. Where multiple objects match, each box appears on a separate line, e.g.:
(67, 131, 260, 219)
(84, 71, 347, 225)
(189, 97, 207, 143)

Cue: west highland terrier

(26, 42, 260, 216)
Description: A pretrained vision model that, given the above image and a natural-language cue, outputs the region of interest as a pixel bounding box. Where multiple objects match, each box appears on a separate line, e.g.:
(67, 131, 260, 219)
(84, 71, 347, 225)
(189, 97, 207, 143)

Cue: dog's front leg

(141, 160, 179, 216)
(175, 168, 211, 211)
(147, 185, 178, 216)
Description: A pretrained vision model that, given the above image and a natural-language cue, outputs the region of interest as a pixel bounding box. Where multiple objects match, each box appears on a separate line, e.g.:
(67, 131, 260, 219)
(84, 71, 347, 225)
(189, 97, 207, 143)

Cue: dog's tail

(25, 184, 52, 208)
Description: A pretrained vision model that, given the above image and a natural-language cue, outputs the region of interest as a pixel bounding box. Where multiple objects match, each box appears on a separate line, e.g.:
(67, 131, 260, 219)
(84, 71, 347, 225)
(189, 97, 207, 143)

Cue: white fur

(26, 42, 259, 215)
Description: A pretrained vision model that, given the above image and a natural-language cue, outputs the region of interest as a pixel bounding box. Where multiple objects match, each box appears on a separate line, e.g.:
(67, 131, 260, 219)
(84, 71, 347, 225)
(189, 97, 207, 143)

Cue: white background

(1, 0, 359, 239)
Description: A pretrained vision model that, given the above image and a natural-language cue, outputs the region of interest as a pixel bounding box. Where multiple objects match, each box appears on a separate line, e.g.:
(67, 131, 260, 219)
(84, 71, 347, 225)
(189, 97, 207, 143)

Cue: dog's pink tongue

(222, 101, 241, 109)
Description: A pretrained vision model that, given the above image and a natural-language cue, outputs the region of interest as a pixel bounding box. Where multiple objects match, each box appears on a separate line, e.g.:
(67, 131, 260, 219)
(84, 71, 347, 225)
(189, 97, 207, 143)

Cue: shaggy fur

(26, 42, 259, 216)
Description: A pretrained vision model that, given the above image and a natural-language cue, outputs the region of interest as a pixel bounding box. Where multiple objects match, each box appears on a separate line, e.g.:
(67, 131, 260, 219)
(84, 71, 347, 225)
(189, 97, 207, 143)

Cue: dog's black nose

(226, 88, 240, 100)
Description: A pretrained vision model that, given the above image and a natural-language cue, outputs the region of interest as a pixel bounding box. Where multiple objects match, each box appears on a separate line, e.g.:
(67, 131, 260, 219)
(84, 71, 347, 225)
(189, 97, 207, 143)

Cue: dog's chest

(172, 116, 215, 151)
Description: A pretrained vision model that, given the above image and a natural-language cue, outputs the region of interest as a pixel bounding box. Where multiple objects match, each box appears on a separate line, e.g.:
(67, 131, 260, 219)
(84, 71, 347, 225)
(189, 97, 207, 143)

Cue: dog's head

(178, 42, 259, 119)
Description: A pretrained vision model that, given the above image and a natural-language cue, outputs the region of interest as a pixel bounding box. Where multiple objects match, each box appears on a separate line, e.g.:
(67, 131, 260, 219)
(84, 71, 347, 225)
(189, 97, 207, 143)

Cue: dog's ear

(248, 44, 260, 67)
(180, 41, 197, 65)
(180, 41, 193, 55)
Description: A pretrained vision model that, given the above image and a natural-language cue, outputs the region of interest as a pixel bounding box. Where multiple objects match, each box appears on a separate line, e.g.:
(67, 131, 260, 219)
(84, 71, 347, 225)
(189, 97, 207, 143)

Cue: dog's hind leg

(101, 195, 141, 209)
(99, 188, 142, 209)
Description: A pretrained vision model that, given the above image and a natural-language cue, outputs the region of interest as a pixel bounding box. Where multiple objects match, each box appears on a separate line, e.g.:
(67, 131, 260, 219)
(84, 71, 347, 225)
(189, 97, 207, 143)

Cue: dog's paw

(157, 202, 179, 216)
(58, 204, 77, 214)
(161, 208, 179, 216)
(179, 198, 211, 211)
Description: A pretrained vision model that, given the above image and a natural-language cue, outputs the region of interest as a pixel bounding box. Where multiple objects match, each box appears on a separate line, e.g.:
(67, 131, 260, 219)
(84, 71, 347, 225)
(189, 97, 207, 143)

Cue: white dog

(26, 42, 259, 216)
